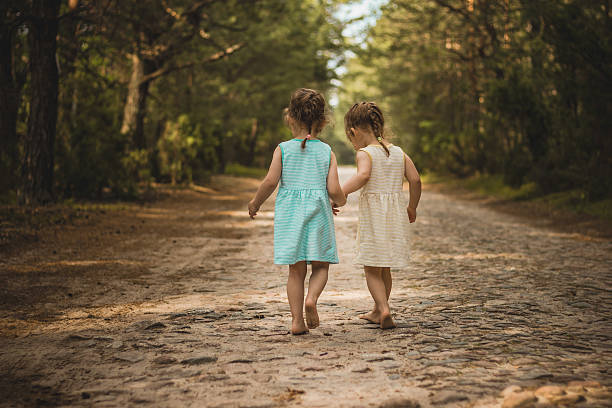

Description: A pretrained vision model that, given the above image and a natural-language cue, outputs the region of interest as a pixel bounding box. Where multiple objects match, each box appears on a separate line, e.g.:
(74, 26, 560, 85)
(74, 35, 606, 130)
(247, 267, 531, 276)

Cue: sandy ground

(0, 167, 611, 407)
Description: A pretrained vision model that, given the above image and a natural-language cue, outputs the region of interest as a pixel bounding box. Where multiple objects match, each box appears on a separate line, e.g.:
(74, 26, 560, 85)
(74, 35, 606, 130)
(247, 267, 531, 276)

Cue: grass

(534, 191, 612, 220)
(224, 163, 267, 179)
(423, 172, 612, 221)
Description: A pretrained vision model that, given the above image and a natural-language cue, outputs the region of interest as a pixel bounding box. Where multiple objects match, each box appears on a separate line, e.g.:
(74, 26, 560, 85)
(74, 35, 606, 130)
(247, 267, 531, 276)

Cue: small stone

(66, 334, 92, 341)
(181, 356, 217, 365)
(110, 341, 123, 349)
(300, 366, 325, 372)
(144, 322, 166, 330)
(432, 391, 468, 404)
(534, 385, 565, 399)
(364, 354, 394, 362)
(568, 380, 601, 390)
(378, 398, 419, 408)
(502, 391, 536, 408)
(153, 356, 177, 365)
(518, 370, 553, 381)
(115, 352, 144, 363)
(550, 393, 585, 405)
(587, 389, 612, 400)
(352, 367, 371, 373)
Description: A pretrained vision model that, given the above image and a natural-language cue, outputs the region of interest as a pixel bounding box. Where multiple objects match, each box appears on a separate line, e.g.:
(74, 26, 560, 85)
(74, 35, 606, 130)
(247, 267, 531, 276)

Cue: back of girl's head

(288, 88, 328, 149)
(344, 101, 389, 156)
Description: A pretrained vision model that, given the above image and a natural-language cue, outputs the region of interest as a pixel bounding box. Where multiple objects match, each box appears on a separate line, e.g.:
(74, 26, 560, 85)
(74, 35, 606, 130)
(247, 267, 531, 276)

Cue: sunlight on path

(1, 171, 610, 407)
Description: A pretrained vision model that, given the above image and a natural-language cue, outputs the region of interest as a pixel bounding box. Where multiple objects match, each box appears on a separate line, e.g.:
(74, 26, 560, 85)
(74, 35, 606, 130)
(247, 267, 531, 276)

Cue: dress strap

(358, 147, 373, 161)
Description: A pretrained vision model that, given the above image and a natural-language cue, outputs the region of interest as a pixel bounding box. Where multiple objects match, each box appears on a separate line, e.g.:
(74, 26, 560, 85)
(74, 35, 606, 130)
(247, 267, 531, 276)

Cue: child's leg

(361, 267, 393, 322)
(382, 267, 392, 300)
(287, 261, 308, 334)
(364, 266, 396, 329)
(304, 261, 329, 329)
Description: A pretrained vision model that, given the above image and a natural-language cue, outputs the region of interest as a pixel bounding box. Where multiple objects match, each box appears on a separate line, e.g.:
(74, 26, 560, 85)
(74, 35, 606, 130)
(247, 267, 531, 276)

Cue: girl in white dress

(341, 102, 422, 329)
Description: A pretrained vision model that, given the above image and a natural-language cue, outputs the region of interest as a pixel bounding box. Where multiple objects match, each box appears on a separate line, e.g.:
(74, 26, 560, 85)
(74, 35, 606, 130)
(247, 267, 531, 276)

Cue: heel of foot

(305, 303, 319, 329)
(380, 314, 396, 330)
(291, 319, 309, 335)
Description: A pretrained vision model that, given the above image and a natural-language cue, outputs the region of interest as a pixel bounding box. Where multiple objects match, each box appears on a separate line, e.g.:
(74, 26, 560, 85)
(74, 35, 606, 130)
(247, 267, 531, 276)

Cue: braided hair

(344, 101, 389, 156)
(287, 88, 328, 149)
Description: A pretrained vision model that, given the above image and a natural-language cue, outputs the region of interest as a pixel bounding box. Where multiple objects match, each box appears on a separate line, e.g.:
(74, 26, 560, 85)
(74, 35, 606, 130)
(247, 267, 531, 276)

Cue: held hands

(248, 200, 260, 219)
(332, 203, 340, 216)
(331, 192, 349, 216)
(407, 206, 417, 223)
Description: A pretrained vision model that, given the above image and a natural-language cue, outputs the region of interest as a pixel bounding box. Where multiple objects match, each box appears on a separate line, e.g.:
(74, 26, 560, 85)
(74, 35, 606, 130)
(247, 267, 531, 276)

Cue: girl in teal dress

(248, 88, 346, 334)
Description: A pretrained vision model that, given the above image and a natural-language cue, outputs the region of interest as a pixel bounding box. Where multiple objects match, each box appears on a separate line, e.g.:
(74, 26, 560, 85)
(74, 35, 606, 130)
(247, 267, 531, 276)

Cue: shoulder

(317, 140, 331, 152)
(357, 148, 372, 161)
(390, 145, 406, 157)
(279, 139, 296, 148)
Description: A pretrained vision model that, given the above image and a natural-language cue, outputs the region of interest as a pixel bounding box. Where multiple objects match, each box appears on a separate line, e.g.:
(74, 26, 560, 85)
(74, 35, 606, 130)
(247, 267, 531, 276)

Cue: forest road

(1, 167, 611, 407)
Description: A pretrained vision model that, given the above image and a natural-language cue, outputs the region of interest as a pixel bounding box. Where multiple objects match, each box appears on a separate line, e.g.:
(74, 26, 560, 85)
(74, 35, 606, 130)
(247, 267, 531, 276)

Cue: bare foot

(358, 310, 380, 324)
(291, 319, 309, 335)
(304, 300, 319, 329)
(380, 311, 396, 330)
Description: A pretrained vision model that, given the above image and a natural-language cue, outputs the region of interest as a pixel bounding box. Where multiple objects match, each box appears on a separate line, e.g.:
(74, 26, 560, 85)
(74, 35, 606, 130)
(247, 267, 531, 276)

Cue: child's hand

(248, 200, 259, 219)
(331, 203, 340, 216)
(407, 206, 417, 223)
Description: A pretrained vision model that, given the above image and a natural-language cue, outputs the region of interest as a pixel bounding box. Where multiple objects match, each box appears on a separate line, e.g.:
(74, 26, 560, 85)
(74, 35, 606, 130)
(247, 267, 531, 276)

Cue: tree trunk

(21, 0, 61, 204)
(121, 53, 153, 149)
(0, 6, 19, 192)
(246, 118, 258, 166)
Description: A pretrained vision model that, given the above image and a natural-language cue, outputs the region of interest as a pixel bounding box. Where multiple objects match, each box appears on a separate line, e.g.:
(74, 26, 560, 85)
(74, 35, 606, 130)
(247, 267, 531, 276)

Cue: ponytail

(301, 124, 311, 149)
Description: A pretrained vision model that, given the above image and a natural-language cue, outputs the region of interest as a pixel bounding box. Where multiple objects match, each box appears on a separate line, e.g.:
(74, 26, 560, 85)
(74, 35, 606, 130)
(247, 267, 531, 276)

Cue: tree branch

(140, 42, 244, 84)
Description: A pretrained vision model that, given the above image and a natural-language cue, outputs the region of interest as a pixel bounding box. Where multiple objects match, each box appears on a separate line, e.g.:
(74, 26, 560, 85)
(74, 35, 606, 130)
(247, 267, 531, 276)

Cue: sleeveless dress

(355, 144, 411, 268)
(273, 138, 339, 265)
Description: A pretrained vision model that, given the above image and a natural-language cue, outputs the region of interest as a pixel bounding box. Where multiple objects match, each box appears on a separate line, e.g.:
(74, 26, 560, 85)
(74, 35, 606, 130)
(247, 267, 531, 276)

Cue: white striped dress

(355, 144, 411, 268)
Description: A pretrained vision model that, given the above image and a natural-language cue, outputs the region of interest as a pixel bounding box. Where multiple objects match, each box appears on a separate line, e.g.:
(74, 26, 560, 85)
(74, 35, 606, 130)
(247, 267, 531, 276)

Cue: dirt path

(1, 168, 611, 407)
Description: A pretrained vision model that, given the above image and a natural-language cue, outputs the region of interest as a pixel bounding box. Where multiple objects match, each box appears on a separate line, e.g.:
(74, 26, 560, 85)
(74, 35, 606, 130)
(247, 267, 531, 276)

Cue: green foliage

(2, 0, 345, 200)
(157, 115, 212, 184)
(224, 163, 267, 179)
(345, 0, 612, 203)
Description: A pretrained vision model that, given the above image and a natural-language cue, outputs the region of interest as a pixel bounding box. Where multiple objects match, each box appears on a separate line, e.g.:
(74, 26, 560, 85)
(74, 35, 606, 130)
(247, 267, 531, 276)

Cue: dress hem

(274, 258, 339, 266)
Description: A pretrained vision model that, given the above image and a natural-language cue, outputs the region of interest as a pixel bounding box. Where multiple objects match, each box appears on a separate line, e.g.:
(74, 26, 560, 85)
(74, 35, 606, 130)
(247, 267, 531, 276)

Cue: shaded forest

(1, 0, 611, 206)
(339, 0, 612, 203)
(1, 0, 344, 203)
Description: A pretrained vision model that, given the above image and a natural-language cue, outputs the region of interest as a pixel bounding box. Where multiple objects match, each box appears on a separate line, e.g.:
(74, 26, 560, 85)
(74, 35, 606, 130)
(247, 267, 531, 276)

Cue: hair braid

(371, 105, 389, 156)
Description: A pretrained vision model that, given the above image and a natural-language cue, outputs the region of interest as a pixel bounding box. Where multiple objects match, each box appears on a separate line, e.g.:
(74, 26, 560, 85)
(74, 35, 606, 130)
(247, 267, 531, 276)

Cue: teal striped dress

(274, 138, 338, 265)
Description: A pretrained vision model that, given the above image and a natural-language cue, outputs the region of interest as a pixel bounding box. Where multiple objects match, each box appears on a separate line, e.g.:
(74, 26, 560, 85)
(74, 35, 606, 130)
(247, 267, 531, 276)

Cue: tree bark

(246, 118, 258, 166)
(121, 53, 153, 149)
(0, 6, 19, 192)
(21, 0, 61, 204)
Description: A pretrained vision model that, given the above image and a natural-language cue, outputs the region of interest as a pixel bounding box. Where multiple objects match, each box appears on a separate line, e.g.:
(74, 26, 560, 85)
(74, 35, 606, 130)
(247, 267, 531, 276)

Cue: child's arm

(327, 152, 346, 207)
(404, 153, 421, 223)
(341, 150, 371, 196)
(248, 146, 282, 219)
